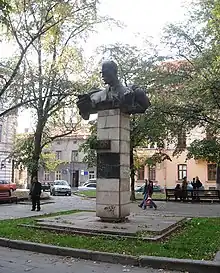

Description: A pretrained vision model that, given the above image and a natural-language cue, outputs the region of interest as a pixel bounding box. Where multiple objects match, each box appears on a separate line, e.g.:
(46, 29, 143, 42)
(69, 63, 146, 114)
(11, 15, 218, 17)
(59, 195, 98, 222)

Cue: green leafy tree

(162, 0, 220, 133)
(0, 0, 11, 23)
(0, 0, 78, 115)
(12, 134, 63, 175)
(79, 121, 97, 168)
(6, 0, 106, 182)
(160, 0, 220, 188)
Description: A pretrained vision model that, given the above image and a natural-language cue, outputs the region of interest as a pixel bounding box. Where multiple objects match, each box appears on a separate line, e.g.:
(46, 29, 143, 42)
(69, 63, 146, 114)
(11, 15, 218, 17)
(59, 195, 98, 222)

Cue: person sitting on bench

(174, 184, 182, 201)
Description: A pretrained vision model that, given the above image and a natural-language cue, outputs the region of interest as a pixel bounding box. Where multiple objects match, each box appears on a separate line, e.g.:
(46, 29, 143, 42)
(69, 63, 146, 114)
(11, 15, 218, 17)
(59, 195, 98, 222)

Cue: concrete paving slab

(37, 211, 185, 236)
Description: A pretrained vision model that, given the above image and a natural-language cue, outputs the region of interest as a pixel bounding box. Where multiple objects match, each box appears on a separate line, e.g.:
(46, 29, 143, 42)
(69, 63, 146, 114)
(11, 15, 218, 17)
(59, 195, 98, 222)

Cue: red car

(0, 180, 16, 192)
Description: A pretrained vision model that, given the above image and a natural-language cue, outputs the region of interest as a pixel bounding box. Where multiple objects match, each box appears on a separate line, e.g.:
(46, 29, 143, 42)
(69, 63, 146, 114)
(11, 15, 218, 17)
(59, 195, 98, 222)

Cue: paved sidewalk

(132, 200, 220, 217)
(1, 195, 220, 220)
(0, 247, 179, 273)
(0, 195, 96, 220)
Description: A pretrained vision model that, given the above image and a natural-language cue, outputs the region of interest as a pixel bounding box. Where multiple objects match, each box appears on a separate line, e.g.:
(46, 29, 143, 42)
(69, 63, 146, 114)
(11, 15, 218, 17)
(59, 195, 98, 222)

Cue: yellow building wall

(143, 150, 216, 189)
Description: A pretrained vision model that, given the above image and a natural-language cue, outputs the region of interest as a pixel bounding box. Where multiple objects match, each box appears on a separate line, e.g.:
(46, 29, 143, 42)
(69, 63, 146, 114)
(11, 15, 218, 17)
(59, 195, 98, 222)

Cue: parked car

(82, 179, 96, 186)
(78, 182, 96, 191)
(41, 182, 52, 192)
(135, 184, 163, 193)
(50, 180, 71, 196)
(0, 180, 16, 193)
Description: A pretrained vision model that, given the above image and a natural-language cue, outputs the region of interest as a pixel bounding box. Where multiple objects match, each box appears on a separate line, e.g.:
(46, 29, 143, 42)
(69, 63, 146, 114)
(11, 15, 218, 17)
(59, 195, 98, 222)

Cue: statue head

(101, 60, 118, 85)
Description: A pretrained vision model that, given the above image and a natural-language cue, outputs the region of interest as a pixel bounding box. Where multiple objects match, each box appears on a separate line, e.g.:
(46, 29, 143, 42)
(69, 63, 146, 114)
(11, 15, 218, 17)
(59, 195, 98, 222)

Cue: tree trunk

(130, 146, 136, 201)
(216, 163, 220, 190)
(30, 121, 44, 183)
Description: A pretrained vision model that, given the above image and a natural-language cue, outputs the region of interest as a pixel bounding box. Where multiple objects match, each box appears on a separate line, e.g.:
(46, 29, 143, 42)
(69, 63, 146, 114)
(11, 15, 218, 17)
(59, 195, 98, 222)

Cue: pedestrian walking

(145, 180, 157, 209)
(138, 179, 149, 209)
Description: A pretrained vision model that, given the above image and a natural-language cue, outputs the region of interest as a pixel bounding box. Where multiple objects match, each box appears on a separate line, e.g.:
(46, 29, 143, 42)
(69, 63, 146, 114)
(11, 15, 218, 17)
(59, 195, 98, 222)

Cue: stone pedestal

(96, 109, 130, 221)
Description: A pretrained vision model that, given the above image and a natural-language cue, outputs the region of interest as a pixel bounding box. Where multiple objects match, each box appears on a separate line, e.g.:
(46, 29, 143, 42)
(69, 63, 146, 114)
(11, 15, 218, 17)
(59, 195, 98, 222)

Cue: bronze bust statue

(77, 61, 150, 120)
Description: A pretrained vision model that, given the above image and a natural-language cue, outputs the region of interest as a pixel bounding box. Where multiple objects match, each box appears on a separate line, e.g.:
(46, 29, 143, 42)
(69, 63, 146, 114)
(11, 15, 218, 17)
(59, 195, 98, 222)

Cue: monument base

(96, 109, 130, 222)
(98, 217, 128, 223)
(35, 211, 186, 241)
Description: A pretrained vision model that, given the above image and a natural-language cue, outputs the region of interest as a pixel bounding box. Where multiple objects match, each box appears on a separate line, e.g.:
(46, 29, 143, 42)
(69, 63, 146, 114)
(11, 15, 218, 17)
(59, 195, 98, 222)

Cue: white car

(78, 182, 96, 191)
(82, 179, 96, 186)
(50, 180, 71, 196)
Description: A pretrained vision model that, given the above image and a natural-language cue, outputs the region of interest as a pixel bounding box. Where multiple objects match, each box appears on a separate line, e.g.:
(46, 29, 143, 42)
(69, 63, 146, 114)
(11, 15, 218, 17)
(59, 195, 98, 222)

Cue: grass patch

(0, 210, 219, 260)
(78, 191, 165, 200)
(77, 190, 96, 198)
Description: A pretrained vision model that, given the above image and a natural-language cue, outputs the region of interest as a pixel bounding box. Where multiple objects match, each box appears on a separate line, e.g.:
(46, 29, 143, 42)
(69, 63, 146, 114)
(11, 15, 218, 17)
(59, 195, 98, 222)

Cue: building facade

(38, 134, 96, 186)
(136, 127, 217, 189)
(0, 113, 17, 182)
(137, 149, 216, 189)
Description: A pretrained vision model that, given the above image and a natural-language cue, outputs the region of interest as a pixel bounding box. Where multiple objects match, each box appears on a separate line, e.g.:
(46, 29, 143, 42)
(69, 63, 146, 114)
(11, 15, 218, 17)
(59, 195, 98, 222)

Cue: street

(0, 247, 180, 273)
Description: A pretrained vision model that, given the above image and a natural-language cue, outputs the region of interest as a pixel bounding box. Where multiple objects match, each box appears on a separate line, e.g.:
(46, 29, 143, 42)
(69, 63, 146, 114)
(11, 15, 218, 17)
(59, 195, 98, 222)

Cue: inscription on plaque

(97, 152, 120, 179)
(90, 140, 111, 150)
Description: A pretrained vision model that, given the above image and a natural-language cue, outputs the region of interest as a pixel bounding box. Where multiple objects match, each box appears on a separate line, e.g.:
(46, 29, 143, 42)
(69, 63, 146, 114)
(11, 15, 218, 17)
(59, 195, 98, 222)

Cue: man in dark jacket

(29, 176, 42, 211)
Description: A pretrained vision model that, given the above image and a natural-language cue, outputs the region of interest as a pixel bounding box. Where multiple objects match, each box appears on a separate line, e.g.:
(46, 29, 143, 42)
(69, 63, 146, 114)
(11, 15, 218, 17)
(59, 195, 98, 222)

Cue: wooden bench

(165, 189, 220, 202)
(0, 190, 17, 204)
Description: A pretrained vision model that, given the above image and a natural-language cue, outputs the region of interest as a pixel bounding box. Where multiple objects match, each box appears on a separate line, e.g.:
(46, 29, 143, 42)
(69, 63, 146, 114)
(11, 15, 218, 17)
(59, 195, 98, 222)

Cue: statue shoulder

(128, 84, 145, 92)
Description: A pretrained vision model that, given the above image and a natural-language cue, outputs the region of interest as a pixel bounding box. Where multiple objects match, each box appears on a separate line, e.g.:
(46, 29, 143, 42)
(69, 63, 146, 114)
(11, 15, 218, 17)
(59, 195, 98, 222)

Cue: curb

(214, 251, 220, 262)
(0, 238, 138, 266)
(140, 256, 220, 273)
(0, 237, 219, 272)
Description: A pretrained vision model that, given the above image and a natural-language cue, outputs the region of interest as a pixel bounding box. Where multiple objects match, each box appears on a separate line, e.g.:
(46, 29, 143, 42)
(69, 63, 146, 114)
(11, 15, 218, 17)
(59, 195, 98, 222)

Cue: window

(86, 183, 96, 188)
(44, 171, 50, 181)
(89, 171, 95, 179)
(148, 165, 156, 181)
(54, 180, 68, 185)
(55, 171, 61, 180)
(137, 166, 145, 180)
(0, 125, 2, 142)
(177, 131, 186, 149)
(178, 164, 187, 180)
(208, 164, 216, 181)
(56, 151, 62, 160)
(71, 150, 78, 162)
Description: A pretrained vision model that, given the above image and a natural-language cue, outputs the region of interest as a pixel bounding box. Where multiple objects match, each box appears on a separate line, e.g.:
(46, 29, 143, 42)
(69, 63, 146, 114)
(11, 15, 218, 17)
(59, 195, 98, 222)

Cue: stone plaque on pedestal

(97, 152, 120, 179)
(96, 109, 130, 221)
